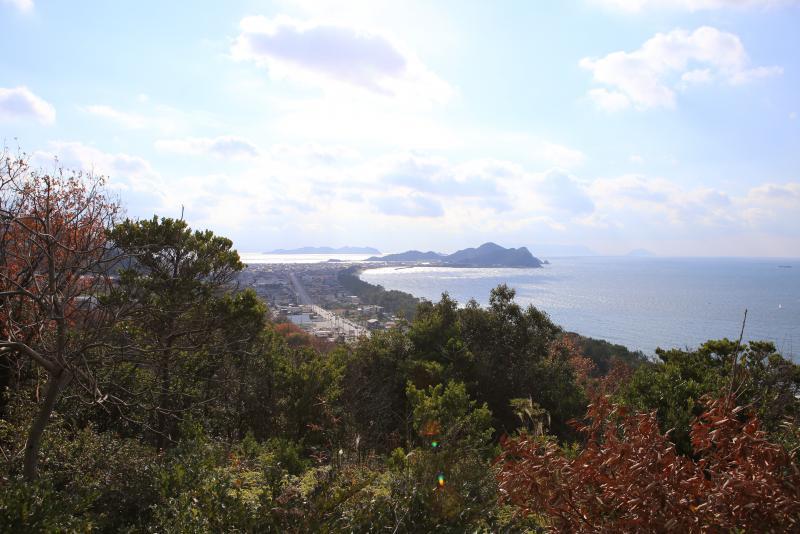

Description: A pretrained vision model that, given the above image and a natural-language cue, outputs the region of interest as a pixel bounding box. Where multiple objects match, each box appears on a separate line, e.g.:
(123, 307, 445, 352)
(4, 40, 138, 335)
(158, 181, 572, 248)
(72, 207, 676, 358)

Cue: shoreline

(353, 264, 648, 364)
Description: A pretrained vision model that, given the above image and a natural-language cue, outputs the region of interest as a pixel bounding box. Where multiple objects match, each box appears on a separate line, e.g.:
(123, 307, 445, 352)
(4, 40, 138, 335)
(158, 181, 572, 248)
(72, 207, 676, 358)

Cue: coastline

(353, 264, 648, 365)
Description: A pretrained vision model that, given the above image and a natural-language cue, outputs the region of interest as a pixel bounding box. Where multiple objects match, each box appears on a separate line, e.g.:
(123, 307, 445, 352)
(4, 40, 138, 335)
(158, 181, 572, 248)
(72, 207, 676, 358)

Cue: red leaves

(1, 155, 120, 367)
(497, 394, 800, 532)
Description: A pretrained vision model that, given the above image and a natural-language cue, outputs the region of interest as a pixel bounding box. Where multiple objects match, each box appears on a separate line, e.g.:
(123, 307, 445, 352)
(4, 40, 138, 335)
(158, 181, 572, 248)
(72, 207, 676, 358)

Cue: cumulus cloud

(382, 156, 501, 197)
(155, 136, 260, 159)
(586, 174, 800, 238)
(31, 142, 158, 191)
(593, 0, 798, 11)
(580, 27, 782, 111)
(231, 15, 452, 102)
(373, 193, 444, 217)
(747, 182, 800, 202)
(1, 0, 33, 12)
(21, 141, 798, 254)
(531, 142, 586, 168)
(0, 86, 55, 124)
(83, 105, 149, 129)
(82, 103, 184, 132)
(270, 143, 360, 164)
(536, 170, 596, 214)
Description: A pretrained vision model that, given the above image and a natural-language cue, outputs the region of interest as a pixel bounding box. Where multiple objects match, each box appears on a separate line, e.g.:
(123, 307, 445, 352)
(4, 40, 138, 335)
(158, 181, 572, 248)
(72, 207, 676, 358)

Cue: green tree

(622, 338, 800, 455)
(395, 380, 496, 530)
(105, 216, 263, 446)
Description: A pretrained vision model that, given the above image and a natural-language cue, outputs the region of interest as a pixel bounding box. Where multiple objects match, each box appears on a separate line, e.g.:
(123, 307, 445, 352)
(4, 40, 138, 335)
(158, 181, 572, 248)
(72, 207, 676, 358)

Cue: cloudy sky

(1, 0, 798, 256)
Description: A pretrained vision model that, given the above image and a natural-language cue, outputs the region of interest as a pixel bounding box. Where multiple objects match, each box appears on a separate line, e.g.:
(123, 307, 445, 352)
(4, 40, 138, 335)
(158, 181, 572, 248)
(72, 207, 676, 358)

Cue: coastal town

(235, 243, 546, 343)
(237, 262, 402, 343)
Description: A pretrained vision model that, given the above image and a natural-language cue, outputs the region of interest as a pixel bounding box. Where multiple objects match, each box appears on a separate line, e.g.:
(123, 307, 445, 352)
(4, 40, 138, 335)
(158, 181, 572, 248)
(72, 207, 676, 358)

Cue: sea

(360, 257, 799, 360)
(241, 254, 799, 361)
(240, 253, 375, 264)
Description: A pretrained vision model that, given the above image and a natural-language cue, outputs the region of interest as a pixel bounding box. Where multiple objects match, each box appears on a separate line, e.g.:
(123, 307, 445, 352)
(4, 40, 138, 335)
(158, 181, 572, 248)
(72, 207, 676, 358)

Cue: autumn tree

(0, 150, 121, 479)
(497, 393, 800, 532)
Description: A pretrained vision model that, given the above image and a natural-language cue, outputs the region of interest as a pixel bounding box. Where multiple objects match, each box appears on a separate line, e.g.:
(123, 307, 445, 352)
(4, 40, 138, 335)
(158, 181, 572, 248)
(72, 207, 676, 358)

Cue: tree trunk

(23, 369, 71, 481)
(156, 361, 170, 449)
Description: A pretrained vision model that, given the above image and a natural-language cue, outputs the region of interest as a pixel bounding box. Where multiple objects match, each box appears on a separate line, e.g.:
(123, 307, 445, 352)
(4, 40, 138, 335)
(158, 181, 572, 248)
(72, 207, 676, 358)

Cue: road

(308, 304, 369, 339)
(288, 271, 369, 339)
(288, 272, 313, 305)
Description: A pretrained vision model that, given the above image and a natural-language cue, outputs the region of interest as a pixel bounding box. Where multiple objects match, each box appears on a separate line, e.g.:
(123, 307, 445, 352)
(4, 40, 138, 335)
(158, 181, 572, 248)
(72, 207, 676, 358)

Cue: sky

(1, 0, 799, 256)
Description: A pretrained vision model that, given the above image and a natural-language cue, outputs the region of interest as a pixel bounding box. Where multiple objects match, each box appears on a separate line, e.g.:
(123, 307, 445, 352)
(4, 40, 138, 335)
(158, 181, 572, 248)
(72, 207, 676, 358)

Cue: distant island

(368, 242, 542, 268)
(626, 248, 657, 257)
(266, 246, 380, 254)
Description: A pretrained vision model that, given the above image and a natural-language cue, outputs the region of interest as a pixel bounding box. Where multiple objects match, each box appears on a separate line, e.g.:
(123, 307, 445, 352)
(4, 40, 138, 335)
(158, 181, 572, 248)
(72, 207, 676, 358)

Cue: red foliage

(496, 394, 800, 532)
(1, 158, 118, 345)
(272, 322, 335, 353)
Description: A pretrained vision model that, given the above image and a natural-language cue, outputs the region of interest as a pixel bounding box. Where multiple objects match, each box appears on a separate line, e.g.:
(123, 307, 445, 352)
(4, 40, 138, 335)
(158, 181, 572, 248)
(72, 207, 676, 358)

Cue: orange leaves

(497, 394, 800, 532)
(1, 153, 120, 368)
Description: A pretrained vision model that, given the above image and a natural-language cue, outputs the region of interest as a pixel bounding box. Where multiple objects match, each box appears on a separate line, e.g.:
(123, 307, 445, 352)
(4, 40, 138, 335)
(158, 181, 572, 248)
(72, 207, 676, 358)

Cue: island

(367, 250, 444, 262)
(626, 248, 656, 257)
(266, 246, 381, 254)
(368, 242, 543, 268)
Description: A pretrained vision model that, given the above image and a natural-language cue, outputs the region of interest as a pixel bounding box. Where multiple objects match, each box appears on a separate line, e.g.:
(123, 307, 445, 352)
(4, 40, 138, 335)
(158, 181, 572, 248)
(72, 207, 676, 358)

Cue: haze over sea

(357, 257, 800, 361)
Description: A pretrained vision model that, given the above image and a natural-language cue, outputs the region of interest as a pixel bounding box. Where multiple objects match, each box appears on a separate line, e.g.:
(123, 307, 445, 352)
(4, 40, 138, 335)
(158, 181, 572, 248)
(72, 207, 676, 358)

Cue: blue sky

(1, 0, 798, 256)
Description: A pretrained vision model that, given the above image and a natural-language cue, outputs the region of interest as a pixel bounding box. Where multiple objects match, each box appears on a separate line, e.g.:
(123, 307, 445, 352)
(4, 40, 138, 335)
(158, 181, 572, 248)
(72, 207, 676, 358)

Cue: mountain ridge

(367, 242, 542, 268)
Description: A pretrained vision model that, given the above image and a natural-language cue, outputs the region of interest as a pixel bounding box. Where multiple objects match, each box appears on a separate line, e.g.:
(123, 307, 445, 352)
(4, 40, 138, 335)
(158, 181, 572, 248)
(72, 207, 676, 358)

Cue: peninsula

(368, 242, 543, 268)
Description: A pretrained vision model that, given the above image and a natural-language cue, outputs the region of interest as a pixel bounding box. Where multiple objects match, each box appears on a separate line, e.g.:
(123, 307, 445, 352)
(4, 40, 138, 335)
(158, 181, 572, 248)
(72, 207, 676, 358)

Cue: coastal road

(288, 271, 369, 339)
(309, 305, 369, 339)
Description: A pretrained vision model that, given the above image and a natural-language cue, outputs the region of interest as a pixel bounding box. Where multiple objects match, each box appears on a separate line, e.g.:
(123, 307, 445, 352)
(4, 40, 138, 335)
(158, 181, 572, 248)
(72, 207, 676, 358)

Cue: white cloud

(593, 0, 798, 12)
(531, 142, 586, 168)
(680, 68, 713, 86)
(270, 143, 360, 164)
(580, 26, 782, 111)
(155, 136, 260, 159)
(20, 141, 798, 255)
(0, 86, 55, 124)
(587, 88, 631, 112)
(83, 105, 149, 129)
(729, 65, 784, 85)
(536, 170, 595, 214)
(374, 193, 444, 217)
(82, 103, 185, 132)
(1, 0, 33, 13)
(231, 15, 452, 104)
(31, 141, 158, 191)
(586, 174, 800, 241)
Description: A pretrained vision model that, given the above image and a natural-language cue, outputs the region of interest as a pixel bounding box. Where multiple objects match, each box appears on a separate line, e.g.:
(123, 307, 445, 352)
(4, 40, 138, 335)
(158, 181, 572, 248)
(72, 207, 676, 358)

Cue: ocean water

(360, 257, 800, 360)
(240, 253, 374, 264)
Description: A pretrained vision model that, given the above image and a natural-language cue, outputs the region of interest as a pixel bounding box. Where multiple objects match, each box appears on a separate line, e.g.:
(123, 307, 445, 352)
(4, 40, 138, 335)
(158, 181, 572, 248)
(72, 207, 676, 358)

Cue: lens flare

(437, 473, 445, 487)
(431, 440, 439, 448)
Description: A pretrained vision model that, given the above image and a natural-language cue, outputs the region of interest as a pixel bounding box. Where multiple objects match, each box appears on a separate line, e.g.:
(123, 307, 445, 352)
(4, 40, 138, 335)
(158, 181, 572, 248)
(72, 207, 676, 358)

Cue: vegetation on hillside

(337, 266, 420, 319)
(1, 152, 798, 531)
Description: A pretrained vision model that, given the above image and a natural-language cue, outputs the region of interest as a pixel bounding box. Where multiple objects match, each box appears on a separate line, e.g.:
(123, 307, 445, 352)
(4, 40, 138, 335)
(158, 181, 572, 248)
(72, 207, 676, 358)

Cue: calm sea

(360, 257, 799, 360)
(240, 253, 374, 264)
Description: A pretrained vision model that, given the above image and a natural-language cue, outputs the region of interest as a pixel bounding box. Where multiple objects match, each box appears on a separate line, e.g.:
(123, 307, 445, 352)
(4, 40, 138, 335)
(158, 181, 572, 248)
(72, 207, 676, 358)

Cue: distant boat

(778, 265, 792, 268)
